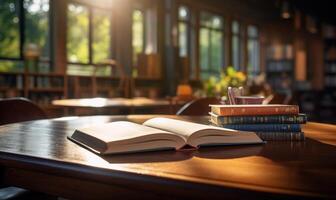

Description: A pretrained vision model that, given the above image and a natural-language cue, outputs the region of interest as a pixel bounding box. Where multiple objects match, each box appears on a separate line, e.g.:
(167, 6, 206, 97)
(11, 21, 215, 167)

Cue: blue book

(210, 112, 307, 125)
(215, 123, 301, 132)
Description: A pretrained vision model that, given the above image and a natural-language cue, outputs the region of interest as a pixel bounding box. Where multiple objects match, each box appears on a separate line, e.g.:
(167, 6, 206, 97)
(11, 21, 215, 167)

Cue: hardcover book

(256, 132, 305, 141)
(210, 104, 299, 116)
(213, 123, 301, 132)
(210, 112, 307, 125)
(69, 117, 263, 155)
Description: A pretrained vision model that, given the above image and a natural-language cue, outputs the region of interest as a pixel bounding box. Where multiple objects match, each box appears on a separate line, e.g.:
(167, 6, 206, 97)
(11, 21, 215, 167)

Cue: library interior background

(0, 0, 336, 123)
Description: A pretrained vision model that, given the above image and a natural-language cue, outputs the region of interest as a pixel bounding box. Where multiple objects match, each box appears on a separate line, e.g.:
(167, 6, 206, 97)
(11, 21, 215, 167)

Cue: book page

(76, 121, 175, 143)
(143, 117, 237, 139)
(71, 121, 187, 154)
(143, 117, 263, 148)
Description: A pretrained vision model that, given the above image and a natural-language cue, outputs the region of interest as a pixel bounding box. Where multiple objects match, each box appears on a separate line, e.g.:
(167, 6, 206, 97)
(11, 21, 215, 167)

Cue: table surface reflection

(52, 97, 172, 108)
(0, 115, 336, 199)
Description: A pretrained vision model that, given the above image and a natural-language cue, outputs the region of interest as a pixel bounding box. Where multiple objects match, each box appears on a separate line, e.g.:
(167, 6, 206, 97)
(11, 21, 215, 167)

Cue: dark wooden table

(0, 115, 336, 199)
(52, 97, 181, 115)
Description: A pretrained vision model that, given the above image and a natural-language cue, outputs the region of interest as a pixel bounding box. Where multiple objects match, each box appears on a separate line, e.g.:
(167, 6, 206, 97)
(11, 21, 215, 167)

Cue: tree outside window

(132, 9, 145, 67)
(0, 0, 50, 72)
(66, 3, 113, 76)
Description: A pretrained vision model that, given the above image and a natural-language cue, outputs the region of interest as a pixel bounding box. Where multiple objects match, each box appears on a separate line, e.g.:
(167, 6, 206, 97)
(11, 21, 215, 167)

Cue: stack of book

(210, 104, 307, 141)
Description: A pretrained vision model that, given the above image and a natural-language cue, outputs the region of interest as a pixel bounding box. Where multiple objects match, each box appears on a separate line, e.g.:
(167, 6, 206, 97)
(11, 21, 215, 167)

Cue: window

(199, 12, 224, 79)
(67, 4, 89, 64)
(92, 9, 112, 63)
(247, 25, 260, 77)
(0, 0, 50, 72)
(132, 9, 145, 66)
(24, 0, 50, 71)
(178, 5, 196, 79)
(232, 20, 243, 70)
(67, 3, 113, 76)
(178, 6, 189, 57)
(0, 0, 20, 59)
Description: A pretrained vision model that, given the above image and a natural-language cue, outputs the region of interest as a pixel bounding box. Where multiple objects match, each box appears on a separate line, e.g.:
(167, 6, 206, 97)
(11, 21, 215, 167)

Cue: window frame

(246, 24, 260, 77)
(199, 11, 225, 78)
(0, 0, 53, 70)
(131, 7, 147, 67)
(177, 5, 192, 57)
(66, 1, 115, 66)
(231, 19, 244, 71)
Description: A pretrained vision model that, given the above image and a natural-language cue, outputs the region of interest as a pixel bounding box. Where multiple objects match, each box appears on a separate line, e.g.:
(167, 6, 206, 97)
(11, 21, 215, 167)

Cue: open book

(69, 117, 263, 155)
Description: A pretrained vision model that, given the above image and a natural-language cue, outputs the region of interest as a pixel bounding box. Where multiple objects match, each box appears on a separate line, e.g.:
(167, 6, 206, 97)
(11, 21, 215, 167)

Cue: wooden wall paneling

(309, 36, 324, 89)
(115, 0, 132, 77)
(52, 0, 67, 74)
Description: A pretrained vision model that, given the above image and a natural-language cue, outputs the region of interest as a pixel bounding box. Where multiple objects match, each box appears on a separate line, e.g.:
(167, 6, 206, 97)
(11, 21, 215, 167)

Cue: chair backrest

(176, 97, 221, 116)
(0, 98, 47, 125)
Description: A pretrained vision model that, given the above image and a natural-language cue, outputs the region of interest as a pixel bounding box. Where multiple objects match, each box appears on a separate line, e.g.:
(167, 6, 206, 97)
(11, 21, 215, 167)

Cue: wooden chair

(263, 93, 292, 105)
(0, 98, 47, 125)
(0, 98, 51, 199)
(176, 97, 221, 116)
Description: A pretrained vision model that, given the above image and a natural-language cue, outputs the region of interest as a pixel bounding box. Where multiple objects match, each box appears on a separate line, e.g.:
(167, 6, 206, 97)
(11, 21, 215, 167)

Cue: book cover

(210, 112, 307, 125)
(213, 123, 301, 132)
(210, 104, 299, 116)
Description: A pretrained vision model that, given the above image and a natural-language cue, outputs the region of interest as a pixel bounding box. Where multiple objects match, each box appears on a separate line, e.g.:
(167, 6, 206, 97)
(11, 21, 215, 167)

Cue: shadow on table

(101, 137, 336, 164)
(258, 138, 336, 163)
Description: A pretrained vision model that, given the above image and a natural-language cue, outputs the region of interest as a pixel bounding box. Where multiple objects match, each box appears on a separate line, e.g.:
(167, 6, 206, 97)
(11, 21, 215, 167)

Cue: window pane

(67, 64, 94, 76)
(178, 22, 188, 57)
(232, 35, 240, 70)
(248, 39, 259, 76)
(200, 12, 211, 27)
(200, 12, 222, 29)
(232, 20, 239, 34)
(199, 28, 209, 72)
(178, 6, 189, 21)
(24, 0, 50, 61)
(92, 9, 111, 63)
(0, 60, 23, 72)
(248, 25, 258, 38)
(0, 0, 20, 58)
(199, 12, 224, 79)
(210, 30, 223, 73)
(132, 9, 144, 66)
(212, 16, 222, 29)
(67, 3, 89, 63)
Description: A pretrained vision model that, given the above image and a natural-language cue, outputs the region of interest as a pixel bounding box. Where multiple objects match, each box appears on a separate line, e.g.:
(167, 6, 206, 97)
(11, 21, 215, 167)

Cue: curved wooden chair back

(176, 97, 221, 116)
(265, 93, 292, 105)
(0, 98, 47, 125)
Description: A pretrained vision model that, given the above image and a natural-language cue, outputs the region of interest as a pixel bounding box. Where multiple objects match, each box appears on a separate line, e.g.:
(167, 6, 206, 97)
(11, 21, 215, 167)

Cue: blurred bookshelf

(266, 44, 294, 93)
(0, 71, 67, 117)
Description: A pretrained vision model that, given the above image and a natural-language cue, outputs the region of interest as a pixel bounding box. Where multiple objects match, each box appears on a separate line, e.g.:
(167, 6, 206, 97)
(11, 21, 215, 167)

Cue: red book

(210, 104, 299, 116)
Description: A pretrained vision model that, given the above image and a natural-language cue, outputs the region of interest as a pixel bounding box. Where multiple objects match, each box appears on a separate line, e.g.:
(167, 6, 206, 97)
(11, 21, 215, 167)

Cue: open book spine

(211, 105, 299, 116)
(256, 132, 305, 141)
(211, 113, 307, 125)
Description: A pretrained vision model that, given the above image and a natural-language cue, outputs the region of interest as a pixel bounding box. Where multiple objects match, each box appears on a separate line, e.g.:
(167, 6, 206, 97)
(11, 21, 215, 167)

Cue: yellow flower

(236, 72, 246, 82)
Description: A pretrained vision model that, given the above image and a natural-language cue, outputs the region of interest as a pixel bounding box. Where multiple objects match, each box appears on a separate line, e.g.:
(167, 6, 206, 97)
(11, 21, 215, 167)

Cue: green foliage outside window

(0, 0, 50, 72)
(0, 0, 20, 59)
(92, 10, 111, 63)
(24, 0, 50, 60)
(132, 9, 144, 66)
(199, 12, 224, 80)
(67, 3, 89, 63)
